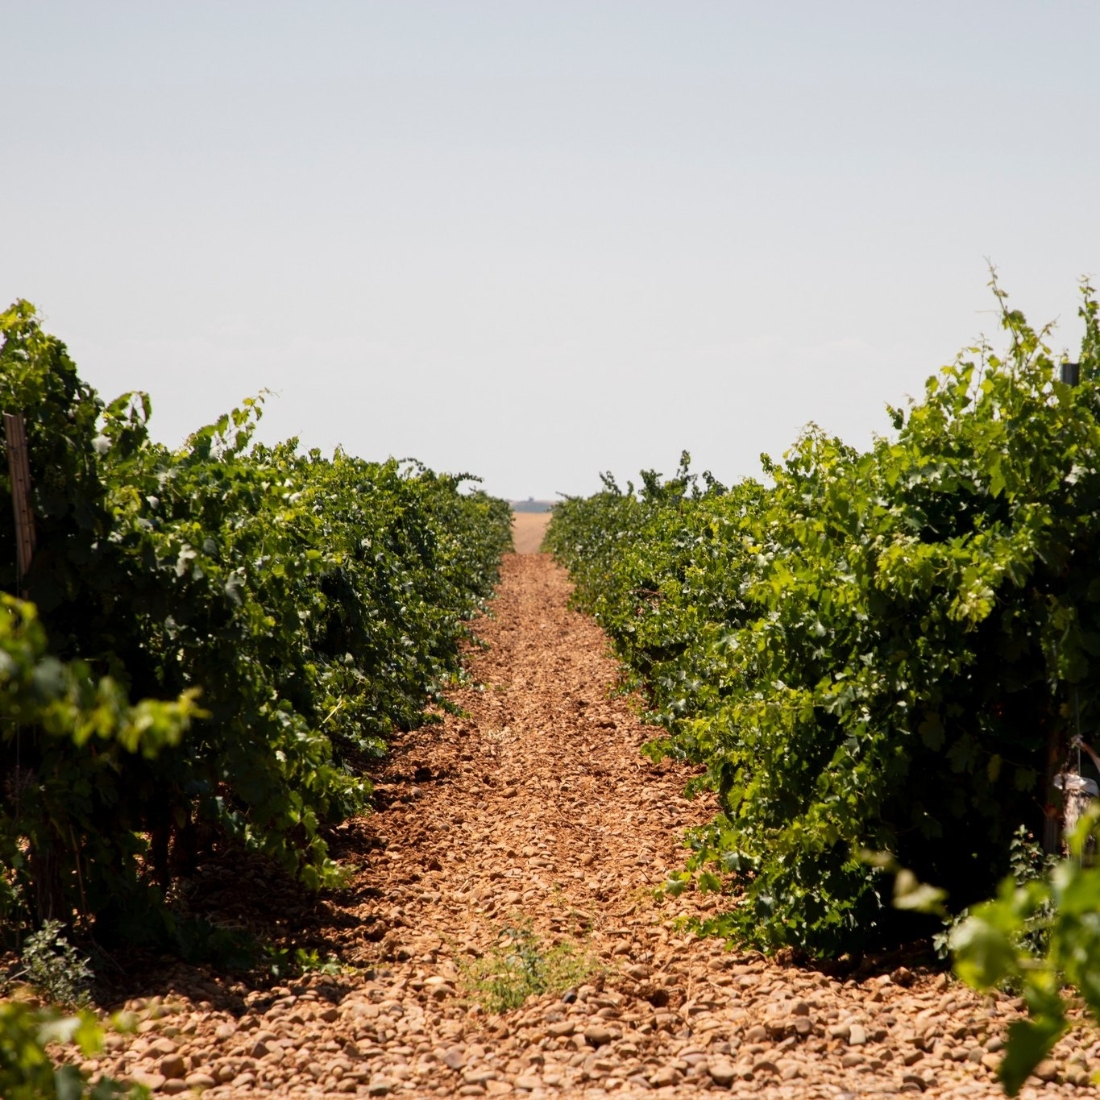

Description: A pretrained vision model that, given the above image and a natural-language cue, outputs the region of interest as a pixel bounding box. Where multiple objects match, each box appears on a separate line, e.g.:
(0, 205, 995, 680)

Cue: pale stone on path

(130, 1072, 166, 1091)
(159, 1053, 187, 1079)
(707, 1057, 737, 1086)
(649, 1065, 681, 1087)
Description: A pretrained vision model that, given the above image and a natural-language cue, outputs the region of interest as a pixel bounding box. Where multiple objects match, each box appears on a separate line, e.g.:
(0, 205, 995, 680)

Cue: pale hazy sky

(3, 2, 1098, 500)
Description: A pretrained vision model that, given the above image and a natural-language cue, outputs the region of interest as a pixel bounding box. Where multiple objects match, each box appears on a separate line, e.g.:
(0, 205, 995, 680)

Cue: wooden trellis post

(2, 412, 59, 919)
(3, 411, 36, 595)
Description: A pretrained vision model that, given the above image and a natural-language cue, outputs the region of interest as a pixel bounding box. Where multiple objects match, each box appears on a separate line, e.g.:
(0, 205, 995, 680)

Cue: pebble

(1034, 1060, 1060, 1082)
(707, 1057, 737, 1086)
(130, 1072, 165, 1091)
(159, 1053, 187, 1079)
(583, 1025, 614, 1047)
(650, 1065, 681, 1087)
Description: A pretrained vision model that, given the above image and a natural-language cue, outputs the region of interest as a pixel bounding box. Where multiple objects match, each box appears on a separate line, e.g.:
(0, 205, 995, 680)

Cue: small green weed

(264, 945, 346, 980)
(14, 920, 94, 1006)
(932, 826, 1056, 961)
(459, 923, 598, 1013)
(172, 918, 256, 971)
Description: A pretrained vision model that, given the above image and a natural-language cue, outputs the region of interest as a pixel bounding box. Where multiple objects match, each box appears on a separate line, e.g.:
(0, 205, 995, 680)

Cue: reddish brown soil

(62, 554, 1097, 1097)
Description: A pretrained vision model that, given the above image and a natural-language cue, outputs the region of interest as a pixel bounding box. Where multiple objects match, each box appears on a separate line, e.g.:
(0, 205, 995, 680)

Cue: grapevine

(547, 278, 1100, 957)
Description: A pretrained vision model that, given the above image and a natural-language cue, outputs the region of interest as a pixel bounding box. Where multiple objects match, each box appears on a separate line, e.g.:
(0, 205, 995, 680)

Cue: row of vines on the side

(0, 595, 202, 1099)
(546, 281, 1100, 960)
(0, 300, 513, 952)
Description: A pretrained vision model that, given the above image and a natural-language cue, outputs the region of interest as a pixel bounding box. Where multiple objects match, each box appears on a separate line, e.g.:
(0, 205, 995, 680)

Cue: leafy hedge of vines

(0, 301, 513, 944)
(546, 281, 1100, 956)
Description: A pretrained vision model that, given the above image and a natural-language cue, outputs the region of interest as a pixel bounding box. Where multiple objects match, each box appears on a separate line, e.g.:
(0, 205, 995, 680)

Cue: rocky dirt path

(80, 550, 1096, 1099)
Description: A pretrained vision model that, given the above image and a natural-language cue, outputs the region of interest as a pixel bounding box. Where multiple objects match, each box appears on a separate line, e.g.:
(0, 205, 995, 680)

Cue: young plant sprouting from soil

(458, 922, 599, 1013)
(11, 921, 95, 1008)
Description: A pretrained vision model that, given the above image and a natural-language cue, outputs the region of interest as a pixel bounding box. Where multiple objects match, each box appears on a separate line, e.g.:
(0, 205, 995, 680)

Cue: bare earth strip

(81, 553, 1094, 1098)
(511, 512, 552, 554)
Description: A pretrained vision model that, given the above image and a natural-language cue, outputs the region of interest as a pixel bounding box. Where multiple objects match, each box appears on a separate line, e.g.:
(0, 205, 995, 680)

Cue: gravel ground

(61, 552, 1099, 1098)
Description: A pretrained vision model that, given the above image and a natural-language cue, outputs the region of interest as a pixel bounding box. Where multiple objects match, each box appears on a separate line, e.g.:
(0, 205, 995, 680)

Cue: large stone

(649, 1065, 682, 1088)
(129, 1072, 166, 1091)
(443, 1047, 467, 1070)
(463, 1069, 497, 1085)
(159, 1054, 187, 1079)
(707, 1058, 737, 1087)
(583, 1025, 613, 1047)
(1034, 1061, 1060, 1083)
